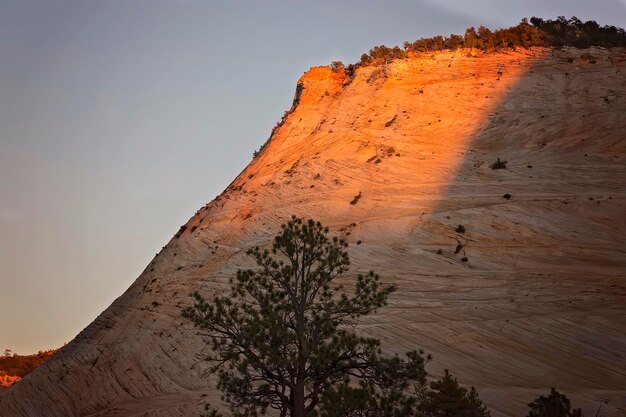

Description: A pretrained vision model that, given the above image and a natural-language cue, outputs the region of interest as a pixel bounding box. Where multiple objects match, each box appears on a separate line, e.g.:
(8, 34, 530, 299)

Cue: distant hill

(0, 350, 57, 393)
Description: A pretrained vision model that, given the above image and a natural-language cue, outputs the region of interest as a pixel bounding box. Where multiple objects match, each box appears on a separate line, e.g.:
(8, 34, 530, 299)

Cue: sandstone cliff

(1, 47, 624, 417)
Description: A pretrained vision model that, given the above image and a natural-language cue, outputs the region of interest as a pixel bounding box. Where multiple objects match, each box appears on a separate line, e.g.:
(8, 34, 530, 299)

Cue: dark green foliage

(344, 64, 357, 80)
(175, 224, 187, 238)
(530, 16, 626, 48)
(490, 158, 507, 170)
(183, 216, 431, 417)
(422, 369, 491, 417)
(316, 350, 429, 417)
(292, 82, 304, 109)
(463, 28, 479, 49)
(467, 387, 491, 417)
(330, 61, 345, 72)
(526, 388, 582, 417)
(253, 82, 305, 159)
(252, 144, 265, 158)
(360, 45, 408, 66)
(353, 17, 626, 68)
(455, 225, 466, 234)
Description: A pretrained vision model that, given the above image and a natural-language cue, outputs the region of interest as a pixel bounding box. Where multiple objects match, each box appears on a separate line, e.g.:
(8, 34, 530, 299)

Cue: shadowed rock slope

(1, 47, 625, 417)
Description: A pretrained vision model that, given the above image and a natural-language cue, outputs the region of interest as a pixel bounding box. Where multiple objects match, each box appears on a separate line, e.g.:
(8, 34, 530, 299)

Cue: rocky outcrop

(1, 47, 625, 417)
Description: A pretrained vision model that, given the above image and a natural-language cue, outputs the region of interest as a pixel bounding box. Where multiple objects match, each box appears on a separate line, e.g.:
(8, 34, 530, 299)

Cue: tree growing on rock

(183, 216, 429, 417)
(422, 369, 491, 417)
(526, 388, 582, 417)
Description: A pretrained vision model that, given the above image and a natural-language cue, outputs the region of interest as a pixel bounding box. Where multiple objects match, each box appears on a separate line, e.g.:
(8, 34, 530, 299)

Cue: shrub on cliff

(330, 61, 345, 72)
(490, 158, 508, 170)
(360, 45, 408, 65)
(526, 388, 582, 417)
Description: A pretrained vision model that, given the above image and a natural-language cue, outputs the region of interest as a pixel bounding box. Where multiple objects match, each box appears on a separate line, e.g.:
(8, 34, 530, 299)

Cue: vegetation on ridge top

(0, 348, 57, 392)
(330, 16, 626, 70)
(253, 16, 625, 160)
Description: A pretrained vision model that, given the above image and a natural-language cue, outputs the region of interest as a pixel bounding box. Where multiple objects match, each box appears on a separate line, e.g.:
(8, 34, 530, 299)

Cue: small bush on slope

(527, 388, 583, 417)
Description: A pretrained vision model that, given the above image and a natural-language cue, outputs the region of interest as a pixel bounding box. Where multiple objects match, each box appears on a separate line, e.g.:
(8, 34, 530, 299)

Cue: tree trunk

(293, 292, 308, 417)
(293, 377, 305, 417)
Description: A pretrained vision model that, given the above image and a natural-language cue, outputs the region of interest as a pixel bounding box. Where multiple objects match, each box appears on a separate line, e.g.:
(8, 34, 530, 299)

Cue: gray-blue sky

(1, 0, 624, 354)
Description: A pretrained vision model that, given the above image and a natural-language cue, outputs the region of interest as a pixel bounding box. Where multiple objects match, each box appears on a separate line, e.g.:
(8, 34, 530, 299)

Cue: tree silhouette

(422, 369, 491, 417)
(358, 16, 626, 67)
(183, 216, 428, 417)
(527, 388, 582, 417)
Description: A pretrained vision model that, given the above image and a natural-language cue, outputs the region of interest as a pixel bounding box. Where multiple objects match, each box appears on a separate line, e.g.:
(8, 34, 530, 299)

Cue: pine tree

(467, 387, 491, 417)
(422, 369, 490, 417)
(527, 388, 583, 417)
(183, 216, 428, 417)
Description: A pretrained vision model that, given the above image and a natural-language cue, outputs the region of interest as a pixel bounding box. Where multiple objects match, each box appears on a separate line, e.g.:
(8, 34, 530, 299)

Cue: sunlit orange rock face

(1, 47, 625, 417)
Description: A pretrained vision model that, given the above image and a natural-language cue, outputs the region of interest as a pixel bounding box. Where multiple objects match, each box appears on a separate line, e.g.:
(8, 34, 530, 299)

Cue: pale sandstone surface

(1, 47, 625, 417)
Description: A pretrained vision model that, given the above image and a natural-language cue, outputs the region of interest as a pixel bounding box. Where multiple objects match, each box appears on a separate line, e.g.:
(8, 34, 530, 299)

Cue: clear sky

(1, 0, 624, 355)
